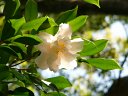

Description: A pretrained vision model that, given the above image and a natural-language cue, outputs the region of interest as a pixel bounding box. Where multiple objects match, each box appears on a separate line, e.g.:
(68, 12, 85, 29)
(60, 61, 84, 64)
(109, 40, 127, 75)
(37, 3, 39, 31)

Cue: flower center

(57, 40, 66, 52)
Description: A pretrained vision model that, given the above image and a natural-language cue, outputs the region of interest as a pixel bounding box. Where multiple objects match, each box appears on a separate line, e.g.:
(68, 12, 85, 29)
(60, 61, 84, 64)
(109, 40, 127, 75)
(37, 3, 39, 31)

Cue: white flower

(35, 23, 83, 72)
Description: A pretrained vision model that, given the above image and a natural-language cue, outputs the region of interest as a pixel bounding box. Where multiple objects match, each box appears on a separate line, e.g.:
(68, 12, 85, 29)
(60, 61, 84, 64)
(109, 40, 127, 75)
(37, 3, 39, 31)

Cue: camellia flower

(35, 23, 83, 72)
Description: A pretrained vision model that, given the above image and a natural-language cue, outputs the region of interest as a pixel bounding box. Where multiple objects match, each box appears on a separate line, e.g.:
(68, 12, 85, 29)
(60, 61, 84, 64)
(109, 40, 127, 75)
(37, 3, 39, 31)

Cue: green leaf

(0, 65, 11, 80)
(48, 17, 58, 27)
(80, 39, 108, 56)
(68, 15, 88, 32)
(25, 0, 38, 22)
(47, 92, 66, 96)
(9, 42, 27, 59)
(1, 21, 15, 40)
(4, 0, 20, 19)
(13, 87, 34, 96)
(12, 34, 42, 45)
(21, 17, 47, 32)
(42, 26, 58, 35)
(0, 49, 10, 64)
(86, 58, 122, 70)
(83, 0, 100, 8)
(46, 76, 72, 90)
(56, 6, 78, 24)
(10, 17, 26, 35)
(11, 69, 26, 81)
(0, 45, 18, 57)
(13, 80, 25, 87)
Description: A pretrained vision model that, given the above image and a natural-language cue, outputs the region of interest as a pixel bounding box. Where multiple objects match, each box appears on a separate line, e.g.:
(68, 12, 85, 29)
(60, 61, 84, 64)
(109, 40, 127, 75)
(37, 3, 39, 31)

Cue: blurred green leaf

(11, 69, 26, 81)
(9, 42, 27, 59)
(13, 80, 25, 87)
(25, 0, 38, 22)
(46, 76, 72, 90)
(13, 87, 34, 96)
(11, 34, 42, 45)
(21, 17, 47, 32)
(42, 26, 58, 35)
(0, 65, 11, 80)
(56, 6, 78, 24)
(80, 39, 108, 56)
(4, 0, 20, 19)
(0, 45, 18, 57)
(47, 92, 66, 96)
(0, 49, 10, 64)
(86, 58, 122, 70)
(83, 0, 100, 8)
(68, 15, 88, 32)
(1, 21, 15, 40)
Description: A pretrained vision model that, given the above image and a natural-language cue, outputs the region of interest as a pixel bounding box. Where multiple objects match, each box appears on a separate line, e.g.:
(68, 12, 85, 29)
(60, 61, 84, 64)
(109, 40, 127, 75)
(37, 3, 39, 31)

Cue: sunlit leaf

(86, 58, 122, 70)
(21, 17, 47, 32)
(83, 0, 100, 8)
(56, 6, 78, 24)
(46, 76, 72, 90)
(68, 15, 88, 32)
(80, 39, 108, 56)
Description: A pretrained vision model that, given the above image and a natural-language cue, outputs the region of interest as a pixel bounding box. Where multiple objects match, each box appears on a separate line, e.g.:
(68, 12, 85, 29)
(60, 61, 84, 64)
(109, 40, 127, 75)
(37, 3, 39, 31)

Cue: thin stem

(10, 60, 26, 67)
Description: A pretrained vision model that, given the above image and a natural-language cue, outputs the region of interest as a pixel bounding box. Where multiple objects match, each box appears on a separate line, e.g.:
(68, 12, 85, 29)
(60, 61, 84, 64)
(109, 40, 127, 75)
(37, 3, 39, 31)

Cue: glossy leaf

(80, 39, 108, 56)
(21, 17, 47, 32)
(4, 0, 20, 19)
(13, 87, 34, 96)
(46, 76, 72, 90)
(0, 45, 18, 57)
(84, 0, 100, 8)
(86, 58, 122, 70)
(56, 6, 78, 24)
(25, 0, 38, 22)
(68, 15, 88, 32)
(9, 42, 27, 59)
(12, 34, 42, 45)
(10, 17, 25, 35)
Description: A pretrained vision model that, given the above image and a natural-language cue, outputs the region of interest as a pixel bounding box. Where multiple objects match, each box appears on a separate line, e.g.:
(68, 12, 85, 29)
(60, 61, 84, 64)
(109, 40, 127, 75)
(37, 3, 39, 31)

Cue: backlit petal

(55, 23, 72, 39)
(35, 53, 48, 69)
(69, 38, 84, 54)
(38, 32, 54, 43)
(59, 51, 77, 69)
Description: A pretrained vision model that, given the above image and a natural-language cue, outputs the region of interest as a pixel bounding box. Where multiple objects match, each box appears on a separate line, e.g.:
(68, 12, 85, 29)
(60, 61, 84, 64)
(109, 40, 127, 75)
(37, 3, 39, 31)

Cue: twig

(10, 60, 26, 67)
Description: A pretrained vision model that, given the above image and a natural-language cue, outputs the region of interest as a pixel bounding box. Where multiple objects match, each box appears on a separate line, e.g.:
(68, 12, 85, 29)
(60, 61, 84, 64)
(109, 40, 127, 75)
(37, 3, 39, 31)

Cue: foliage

(0, 0, 121, 96)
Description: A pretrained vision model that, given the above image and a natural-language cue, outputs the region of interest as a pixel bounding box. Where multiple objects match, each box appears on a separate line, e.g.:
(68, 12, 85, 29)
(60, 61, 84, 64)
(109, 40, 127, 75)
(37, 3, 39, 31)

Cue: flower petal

(47, 46, 60, 72)
(59, 51, 77, 69)
(35, 53, 48, 69)
(38, 32, 54, 43)
(55, 23, 72, 39)
(69, 38, 84, 54)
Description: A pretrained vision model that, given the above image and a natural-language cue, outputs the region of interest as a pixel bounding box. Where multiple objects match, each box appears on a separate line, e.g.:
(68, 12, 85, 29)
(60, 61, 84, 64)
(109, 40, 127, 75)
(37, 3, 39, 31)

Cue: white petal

(35, 53, 48, 69)
(47, 46, 60, 72)
(55, 23, 72, 39)
(38, 32, 54, 43)
(59, 51, 77, 69)
(69, 38, 84, 54)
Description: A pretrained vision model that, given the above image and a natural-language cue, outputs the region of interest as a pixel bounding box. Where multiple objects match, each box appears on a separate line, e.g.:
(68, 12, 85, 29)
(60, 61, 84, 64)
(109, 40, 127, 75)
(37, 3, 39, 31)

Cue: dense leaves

(0, 0, 122, 96)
